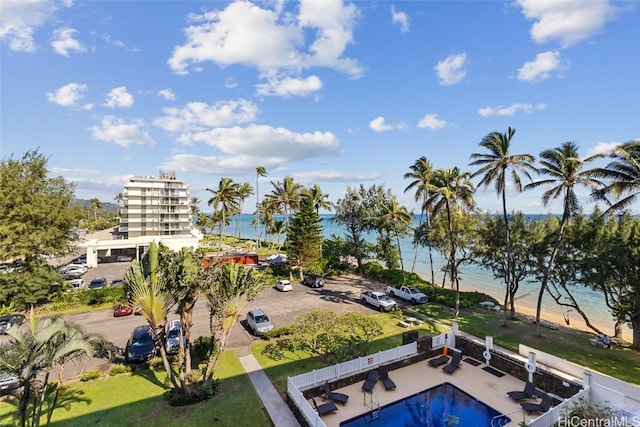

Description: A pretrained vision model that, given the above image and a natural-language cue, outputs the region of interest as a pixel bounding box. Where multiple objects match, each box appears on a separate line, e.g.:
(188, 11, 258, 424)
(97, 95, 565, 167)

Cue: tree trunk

(501, 185, 511, 327)
(536, 210, 569, 336)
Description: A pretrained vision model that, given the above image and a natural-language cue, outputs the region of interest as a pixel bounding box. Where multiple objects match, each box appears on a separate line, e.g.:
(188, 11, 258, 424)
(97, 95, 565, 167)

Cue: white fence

(519, 344, 585, 380)
(527, 387, 590, 427)
(287, 341, 419, 427)
(289, 341, 419, 391)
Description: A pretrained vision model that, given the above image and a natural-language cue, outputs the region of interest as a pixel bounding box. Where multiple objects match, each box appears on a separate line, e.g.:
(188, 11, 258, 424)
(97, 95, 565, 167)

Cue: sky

(1, 0, 639, 215)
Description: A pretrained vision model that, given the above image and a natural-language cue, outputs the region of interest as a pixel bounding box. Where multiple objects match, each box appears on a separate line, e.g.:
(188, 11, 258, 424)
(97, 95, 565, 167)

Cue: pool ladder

(491, 409, 525, 427)
(363, 390, 380, 422)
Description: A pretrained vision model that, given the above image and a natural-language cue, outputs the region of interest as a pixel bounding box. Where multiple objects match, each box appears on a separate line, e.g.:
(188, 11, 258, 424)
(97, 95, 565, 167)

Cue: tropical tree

(269, 176, 303, 228)
(234, 182, 254, 239)
(206, 178, 240, 249)
(124, 242, 179, 390)
(89, 198, 101, 222)
(592, 140, 640, 215)
(202, 263, 265, 383)
(113, 192, 124, 206)
(380, 197, 413, 273)
(284, 196, 324, 278)
(332, 185, 371, 268)
(0, 311, 106, 427)
(404, 156, 436, 279)
(255, 166, 267, 246)
(196, 212, 210, 233)
(189, 196, 200, 217)
(424, 168, 475, 317)
(524, 141, 603, 335)
(469, 127, 536, 325)
(306, 184, 334, 214)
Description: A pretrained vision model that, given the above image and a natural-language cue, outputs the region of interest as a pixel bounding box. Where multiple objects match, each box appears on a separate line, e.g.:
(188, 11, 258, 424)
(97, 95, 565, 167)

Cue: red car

(113, 304, 133, 317)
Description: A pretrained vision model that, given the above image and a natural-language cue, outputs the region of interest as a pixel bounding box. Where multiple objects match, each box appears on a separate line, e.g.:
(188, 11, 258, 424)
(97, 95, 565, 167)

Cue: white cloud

(50, 27, 85, 56)
(434, 53, 467, 86)
(154, 99, 258, 134)
(157, 89, 176, 101)
(224, 77, 238, 89)
(168, 0, 362, 92)
(517, 0, 617, 48)
(391, 5, 409, 33)
(0, 0, 70, 52)
(478, 103, 547, 117)
(293, 170, 381, 183)
(369, 117, 392, 133)
(418, 114, 447, 130)
(255, 75, 323, 97)
(161, 125, 339, 174)
(518, 51, 568, 82)
(46, 82, 87, 107)
(90, 116, 155, 147)
(104, 86, 134, 108)
(587, 141, 620, 157)
(102, 33, 139, 52)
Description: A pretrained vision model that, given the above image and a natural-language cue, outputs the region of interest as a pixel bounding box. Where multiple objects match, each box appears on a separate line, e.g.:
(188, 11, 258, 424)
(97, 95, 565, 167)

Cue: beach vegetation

(591, 140, 640, 215)
(284, 195, 323, 279)
(524, 141, 604, 335)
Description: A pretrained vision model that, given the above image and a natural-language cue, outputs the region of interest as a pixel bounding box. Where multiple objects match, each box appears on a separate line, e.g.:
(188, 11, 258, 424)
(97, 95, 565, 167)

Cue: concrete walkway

(239, 353, 301, 427)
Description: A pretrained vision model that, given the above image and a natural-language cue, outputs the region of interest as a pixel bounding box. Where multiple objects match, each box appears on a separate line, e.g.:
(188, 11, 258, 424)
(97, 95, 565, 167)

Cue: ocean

(208, 213, 625, 338)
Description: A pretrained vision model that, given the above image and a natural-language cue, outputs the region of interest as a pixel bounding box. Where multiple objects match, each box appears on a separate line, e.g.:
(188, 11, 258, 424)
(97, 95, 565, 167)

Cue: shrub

(149, 357, 165, 370)
(186, 369, 202, 385)
(264, 326, 292, 339)
(109, 364, 131, 376)
(80, 370, 102, 382)
(193, 336, 217, 362)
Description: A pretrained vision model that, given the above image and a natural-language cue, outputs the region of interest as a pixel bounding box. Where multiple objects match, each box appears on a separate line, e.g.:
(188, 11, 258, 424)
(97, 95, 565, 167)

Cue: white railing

(527, 387, 590, 427)
(519, 344, 584, 380)
(289, 341, 418, 391)
(288, 377, 326, 427)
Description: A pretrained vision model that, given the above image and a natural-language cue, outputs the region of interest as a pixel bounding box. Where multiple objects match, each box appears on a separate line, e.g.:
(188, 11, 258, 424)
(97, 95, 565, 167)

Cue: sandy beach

(456, 280, 633, 342)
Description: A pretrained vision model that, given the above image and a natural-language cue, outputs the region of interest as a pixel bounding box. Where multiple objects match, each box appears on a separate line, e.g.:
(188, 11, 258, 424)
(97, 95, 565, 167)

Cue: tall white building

(119, 170, 192, 238)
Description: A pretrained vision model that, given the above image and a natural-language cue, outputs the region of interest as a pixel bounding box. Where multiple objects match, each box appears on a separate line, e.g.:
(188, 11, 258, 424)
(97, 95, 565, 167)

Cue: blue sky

(1, 0, 638, 215)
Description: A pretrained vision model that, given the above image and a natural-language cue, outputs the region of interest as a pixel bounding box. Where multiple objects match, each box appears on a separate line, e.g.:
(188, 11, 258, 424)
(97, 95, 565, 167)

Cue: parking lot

(42, 260, 392, 378)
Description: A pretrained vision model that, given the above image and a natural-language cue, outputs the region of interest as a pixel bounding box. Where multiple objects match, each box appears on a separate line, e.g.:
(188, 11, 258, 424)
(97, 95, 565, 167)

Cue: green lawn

(0, 351, 270, 427)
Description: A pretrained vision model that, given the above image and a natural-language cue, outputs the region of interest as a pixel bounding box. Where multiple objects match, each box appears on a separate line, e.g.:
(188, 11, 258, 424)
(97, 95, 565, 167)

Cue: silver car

(246, 308, 273, 336)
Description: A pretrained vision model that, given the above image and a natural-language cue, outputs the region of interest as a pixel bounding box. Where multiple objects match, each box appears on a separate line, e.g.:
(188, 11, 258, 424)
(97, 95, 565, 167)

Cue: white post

(484, 336, 493, 366)
(527, 352, 537, 382)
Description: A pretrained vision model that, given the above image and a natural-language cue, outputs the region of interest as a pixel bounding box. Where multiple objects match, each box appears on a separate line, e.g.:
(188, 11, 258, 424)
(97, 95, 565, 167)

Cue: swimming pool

(340, 382, 511, 427)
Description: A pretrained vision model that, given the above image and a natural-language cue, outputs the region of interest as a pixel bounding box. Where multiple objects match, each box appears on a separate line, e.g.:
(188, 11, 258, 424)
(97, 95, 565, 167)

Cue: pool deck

(315, 356, 540, 426)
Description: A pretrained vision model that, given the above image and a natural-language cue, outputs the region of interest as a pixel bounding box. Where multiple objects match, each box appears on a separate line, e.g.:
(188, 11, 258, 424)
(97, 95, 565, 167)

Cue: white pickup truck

(360, 291, 398, 312)
(386, 285, 428, 304)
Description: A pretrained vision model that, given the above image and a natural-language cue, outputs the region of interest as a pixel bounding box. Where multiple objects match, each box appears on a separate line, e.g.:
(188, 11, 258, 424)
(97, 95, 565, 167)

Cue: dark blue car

(125, 325, 156, 363)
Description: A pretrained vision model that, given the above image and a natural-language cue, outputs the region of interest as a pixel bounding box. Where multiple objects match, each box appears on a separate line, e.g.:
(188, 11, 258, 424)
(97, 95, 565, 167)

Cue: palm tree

(524, 141, 603, 335)
(235, 182, 254, 239)
(206, 178, 240, 250)
(203, 263, 264, 383)
(189, 196, 200, 216)
(113, 192, 124, 206)
(125, 242, 179, 390)
(306, 184, 333, 214)
(196, 212, 210, 233)
(469, 127, 536, 325)
(269, 176, 303, 228)
(424, 168, 475, 317)
(592, 140, 640, 215)
(381, 197, 413, 273)
(89, 198, 101, 222)
(255, 166, 267, 246)
(1, 310, 105, 427)
(404, 156, 435, 279)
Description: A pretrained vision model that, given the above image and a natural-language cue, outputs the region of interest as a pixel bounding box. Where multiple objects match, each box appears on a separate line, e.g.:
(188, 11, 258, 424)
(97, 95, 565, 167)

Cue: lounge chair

(361, 369, 378, 392)
(507, 381, 536, 401)
(311, 397, 338, 416)
(378, 365, 396, 390)
(428, 354, 450, 368)
(323, 381, 349, 404)
(442, 352, 462, 375)
(520, 393, 553, 414)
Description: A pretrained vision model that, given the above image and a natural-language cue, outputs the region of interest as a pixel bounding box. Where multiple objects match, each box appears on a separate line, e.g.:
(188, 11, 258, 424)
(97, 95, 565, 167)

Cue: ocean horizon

(204, 213, 627, 338)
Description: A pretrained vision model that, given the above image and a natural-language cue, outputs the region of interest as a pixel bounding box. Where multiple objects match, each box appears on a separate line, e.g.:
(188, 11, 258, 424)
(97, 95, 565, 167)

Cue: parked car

(65, 278, 85, 291)
(66, 262, 90, 271)
(275, 279, 293, 292)
(110, 278, 125, 287)
(88, 277, 106, 290)
(246, 308, 273, 336)
(61, 267, 87, 278)
(303, 275, 325, 288)
(165, 319, 185, 354)
(113, 303, 133, 317)
(0, 373, 20, 395)
(125, 326, 156, 363)
(0, 314, 26, 334)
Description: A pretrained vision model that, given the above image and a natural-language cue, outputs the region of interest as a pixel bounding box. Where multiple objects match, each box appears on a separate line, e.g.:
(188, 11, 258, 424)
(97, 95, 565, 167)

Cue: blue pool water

(340, 382, 511, 427)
